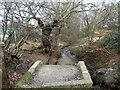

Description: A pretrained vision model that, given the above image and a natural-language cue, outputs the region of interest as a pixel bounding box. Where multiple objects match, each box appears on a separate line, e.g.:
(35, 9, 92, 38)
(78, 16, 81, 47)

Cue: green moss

(15, 72, 31, 87)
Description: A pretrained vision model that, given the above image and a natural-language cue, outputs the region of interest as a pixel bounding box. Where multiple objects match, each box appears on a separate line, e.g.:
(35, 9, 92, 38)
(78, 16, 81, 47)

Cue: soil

(70, 42, 119, 89)
(6, 48, 49, 86)
(70, 44, 118, 68)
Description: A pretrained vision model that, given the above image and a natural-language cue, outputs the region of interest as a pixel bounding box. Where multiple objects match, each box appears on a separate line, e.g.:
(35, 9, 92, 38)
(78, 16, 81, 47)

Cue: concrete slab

(28, 65, 81, 85)
(16, 61, 93, 88)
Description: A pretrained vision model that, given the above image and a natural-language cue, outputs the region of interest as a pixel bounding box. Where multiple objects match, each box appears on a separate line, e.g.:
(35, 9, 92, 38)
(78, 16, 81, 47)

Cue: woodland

(0, 0, 120, 89)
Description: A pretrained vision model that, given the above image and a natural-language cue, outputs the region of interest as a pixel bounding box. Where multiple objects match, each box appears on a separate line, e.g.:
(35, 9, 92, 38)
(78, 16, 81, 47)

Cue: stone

(16, 61, 93, 88)
(21, 42, 42, 51)
(96, 68, 107, 74)
(103, 69, 118, 85)
(28, 61, 43, 74)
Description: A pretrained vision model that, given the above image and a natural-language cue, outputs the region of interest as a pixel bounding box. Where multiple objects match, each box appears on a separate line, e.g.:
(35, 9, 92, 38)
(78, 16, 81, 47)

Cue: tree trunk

(0, 42, 10, 88)
(2, 13, 8, 42)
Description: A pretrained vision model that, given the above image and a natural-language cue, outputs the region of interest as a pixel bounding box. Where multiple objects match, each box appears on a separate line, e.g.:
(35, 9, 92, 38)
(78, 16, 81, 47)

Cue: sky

(0, 0, 119, 26)
(1, 0, 120, 3)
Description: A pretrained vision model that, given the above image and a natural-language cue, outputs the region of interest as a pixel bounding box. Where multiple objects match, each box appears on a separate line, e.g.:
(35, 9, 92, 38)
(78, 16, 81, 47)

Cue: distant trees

(80, 0, 116, 44)
(0, 0, 118, 65)
(58, 1, 118, 44)
(0, 0, 118, 63)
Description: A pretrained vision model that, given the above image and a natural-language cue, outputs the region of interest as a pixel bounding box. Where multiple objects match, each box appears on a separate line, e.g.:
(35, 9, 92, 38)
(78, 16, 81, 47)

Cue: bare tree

(1, 1, 115, 65)
(81, 0, 115, 44)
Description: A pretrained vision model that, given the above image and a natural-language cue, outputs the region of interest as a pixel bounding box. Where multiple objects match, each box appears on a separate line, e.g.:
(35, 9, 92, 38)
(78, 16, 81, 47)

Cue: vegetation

(0, 0, 119, 89)
(100, 28, 120, 52)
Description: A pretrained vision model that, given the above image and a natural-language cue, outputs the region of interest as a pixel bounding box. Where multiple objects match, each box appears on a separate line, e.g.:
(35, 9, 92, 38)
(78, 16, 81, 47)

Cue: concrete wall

(0, 42, 4, 68)
(0, 41, 4, 89)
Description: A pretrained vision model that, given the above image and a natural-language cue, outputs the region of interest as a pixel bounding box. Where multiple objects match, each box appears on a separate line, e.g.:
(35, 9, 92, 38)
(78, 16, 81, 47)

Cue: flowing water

(61, 46, 78, 64)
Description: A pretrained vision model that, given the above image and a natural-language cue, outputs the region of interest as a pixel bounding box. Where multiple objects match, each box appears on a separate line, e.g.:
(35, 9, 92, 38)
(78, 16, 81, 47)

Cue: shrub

(100, 30, 120, 53)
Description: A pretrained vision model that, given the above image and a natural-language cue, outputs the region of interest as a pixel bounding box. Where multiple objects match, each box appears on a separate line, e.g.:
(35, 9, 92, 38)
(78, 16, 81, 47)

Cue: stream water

(61, 46, 78, 64)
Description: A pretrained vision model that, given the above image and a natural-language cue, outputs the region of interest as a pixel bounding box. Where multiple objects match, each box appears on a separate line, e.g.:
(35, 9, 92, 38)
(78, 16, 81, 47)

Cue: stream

(59, 46, 78, 65)
(60, 36, 104, 64)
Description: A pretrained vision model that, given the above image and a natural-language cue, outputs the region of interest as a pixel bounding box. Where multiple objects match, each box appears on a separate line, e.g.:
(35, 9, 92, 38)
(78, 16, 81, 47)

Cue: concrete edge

(15, 61, 43, 88)
(77, 61, 93, 87)
(19, 79, 92, 88)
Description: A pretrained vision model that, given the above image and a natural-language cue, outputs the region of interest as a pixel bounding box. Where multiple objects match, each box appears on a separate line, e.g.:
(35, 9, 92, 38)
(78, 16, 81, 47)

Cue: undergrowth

(100, 29, 120, 53)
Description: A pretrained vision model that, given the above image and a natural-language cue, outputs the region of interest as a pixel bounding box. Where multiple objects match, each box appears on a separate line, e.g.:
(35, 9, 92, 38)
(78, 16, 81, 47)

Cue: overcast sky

(0, 0, 119, 25)
(1, 0, 120, 3)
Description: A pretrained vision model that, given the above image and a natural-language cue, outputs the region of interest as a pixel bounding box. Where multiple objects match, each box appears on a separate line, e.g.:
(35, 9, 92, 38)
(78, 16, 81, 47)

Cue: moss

(2, 71, 11, 88)
(15, 72, 31, 87)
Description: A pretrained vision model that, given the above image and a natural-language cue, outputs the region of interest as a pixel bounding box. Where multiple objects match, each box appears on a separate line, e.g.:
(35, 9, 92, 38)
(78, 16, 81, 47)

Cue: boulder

(94, 68, 119, 86)
(96, 68, 109, 74)
(103, 69, 118, 85)
(21, 41, 42, 51)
